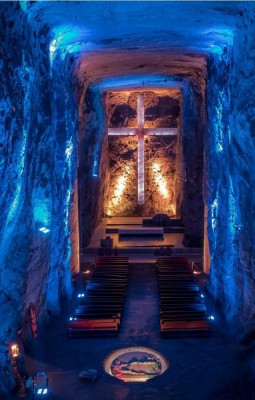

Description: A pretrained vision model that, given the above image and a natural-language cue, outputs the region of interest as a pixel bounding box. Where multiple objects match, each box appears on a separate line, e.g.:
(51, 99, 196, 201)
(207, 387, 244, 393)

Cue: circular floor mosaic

(104, 346, 168, 382)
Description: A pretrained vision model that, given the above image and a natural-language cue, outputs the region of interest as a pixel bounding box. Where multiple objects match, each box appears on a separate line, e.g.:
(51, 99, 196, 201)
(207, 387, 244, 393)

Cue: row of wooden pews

(67, 256, 129, 337)
(157, 256, 211, 337)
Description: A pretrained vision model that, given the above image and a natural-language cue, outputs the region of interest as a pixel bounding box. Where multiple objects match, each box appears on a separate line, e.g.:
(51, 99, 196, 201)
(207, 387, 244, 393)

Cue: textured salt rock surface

(0, 0, 255, 396)
(78, 87, 108, 248)
(205, 9, 255, 330)
(105, 90, 179, 217)
(0, 3, 77, 395)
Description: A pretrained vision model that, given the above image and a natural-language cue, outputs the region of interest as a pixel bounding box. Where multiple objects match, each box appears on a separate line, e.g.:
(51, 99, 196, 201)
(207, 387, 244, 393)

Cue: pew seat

(160, 320, 211, 337)
(67, 319, 119, 337)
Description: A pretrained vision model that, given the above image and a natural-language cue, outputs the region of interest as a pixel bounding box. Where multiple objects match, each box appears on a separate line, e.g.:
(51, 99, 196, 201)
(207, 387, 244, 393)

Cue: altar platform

(83, 217, 202, 258)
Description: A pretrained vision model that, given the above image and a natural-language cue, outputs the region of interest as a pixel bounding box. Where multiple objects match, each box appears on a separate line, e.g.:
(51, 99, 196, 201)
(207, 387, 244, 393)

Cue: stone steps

(83, 246, 203, 257)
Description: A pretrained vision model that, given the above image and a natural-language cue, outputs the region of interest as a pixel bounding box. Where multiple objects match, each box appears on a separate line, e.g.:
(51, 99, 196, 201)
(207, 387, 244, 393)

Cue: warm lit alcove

(77, 79, 205, 250)
(104, 89, 180, 217)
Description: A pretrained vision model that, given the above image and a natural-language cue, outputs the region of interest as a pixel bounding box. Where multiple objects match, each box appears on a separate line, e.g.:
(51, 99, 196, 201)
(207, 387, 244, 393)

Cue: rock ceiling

(26, 1, 249, 89)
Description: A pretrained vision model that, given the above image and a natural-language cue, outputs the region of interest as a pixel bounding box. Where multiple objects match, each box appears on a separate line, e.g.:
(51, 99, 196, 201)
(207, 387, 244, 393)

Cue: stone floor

(14, 262, 255, 400)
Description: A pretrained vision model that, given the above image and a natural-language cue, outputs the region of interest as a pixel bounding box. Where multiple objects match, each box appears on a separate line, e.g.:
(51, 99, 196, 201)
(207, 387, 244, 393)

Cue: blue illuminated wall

(205, 10, 255, 329)
(181, 80, 206, 246)
(0, 4, 78, 394)
(78, 87, 108, 248)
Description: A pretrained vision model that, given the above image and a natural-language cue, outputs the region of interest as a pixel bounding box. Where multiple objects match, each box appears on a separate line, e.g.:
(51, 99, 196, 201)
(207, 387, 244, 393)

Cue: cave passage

(1, 2, 255, 398)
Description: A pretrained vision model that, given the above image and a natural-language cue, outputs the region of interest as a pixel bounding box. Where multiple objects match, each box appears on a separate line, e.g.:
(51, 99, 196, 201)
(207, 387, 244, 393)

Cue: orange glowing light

(10, 343, 20, 358)
(152, 162, 169, 199)
(106, 168, 131, 215)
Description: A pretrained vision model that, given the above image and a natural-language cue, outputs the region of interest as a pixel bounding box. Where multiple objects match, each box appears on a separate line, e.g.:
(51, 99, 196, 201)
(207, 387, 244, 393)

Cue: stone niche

(104, 90, 180, 217)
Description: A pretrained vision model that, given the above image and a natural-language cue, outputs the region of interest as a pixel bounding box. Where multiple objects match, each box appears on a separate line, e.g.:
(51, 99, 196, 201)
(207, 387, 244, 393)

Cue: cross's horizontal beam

(108, 128, 137, 136)
(144, 128, 178, 136)
(108, 128, 177, 136)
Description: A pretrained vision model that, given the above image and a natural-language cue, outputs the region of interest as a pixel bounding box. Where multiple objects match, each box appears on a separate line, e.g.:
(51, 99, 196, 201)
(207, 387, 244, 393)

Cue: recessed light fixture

(39, 227, 50, 233)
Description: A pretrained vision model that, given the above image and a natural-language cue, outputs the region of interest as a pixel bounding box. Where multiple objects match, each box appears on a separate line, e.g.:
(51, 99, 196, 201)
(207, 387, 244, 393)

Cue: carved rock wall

(78, 88, 108, 248)
(181, 77, 206, 246)
(205, 8, 255, 331)
(0, 4, 78, 395)
(105, 90, 180, 216)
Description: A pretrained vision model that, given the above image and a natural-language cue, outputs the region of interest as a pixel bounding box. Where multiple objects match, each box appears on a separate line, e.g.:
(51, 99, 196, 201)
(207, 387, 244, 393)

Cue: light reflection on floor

(104, 346, 168, 382)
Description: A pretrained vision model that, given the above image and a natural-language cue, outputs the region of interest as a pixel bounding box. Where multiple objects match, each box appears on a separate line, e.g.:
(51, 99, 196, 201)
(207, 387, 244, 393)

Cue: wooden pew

(72, 313, 121, 321)
(87, 282, 127, 288)
(67, 319, 119, 337)
(83, 291, 125, 297)
(67, 257, 129, 338)
(79, 293, 123, 301)
(160, 320, 211, 337)
(160, 297, 203, 305)
(159, 283, 198, 290)
(156, 255, 211, 337)
(76, 303, 123, 310)
(91, 277, 128, 283)
(73, 311, 121, 319)
(160, 314, 209, 322)
(92, 270, 128, 276)
(158, 277, 195, 283)
(157, 256, 189, 261)
(96, 256, 129, 260)
(85, 289, 126, 296)
(160, 303, 206, 311)
(76, 299, 124, 307)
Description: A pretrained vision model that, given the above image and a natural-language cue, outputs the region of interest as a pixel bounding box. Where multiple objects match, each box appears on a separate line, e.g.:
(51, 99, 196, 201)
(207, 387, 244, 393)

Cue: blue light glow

(95, 75, 184, 91)
(213, 29, 234, 46)
(64, 138, 74, 218)
(20, 1, 28, 12)
(6, 126, 27, 226)
(213, 90, 228, 154)
(49, 25, 85, 65)
(65, 139, 73, 159)
(33, 200, 51, 226)
(211, 198, 218, 232)
(92, 144, 100, 178)
(228, 176, 241, 235)
(6, 52, 32, 227)
(206, 28, 234, 55)
(39, 227, 50, 234)
(209, 45, 224, 57)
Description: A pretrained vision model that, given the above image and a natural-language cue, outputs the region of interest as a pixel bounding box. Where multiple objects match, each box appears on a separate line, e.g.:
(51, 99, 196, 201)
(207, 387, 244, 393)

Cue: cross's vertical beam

(137, 94, 145, 204)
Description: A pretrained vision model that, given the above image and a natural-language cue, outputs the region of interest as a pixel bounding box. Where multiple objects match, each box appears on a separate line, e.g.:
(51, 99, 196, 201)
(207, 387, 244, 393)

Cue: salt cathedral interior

(1, 1, 255, 399)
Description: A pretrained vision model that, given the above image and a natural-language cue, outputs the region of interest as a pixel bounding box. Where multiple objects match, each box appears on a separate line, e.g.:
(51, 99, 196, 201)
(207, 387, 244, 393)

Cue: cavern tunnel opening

(1, 1, 255, 398)
(78, 83, 205, 250)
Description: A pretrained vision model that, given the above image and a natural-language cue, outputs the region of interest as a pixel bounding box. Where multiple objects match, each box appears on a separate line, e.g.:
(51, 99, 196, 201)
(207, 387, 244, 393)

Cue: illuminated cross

(108, 94, 177, 204)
